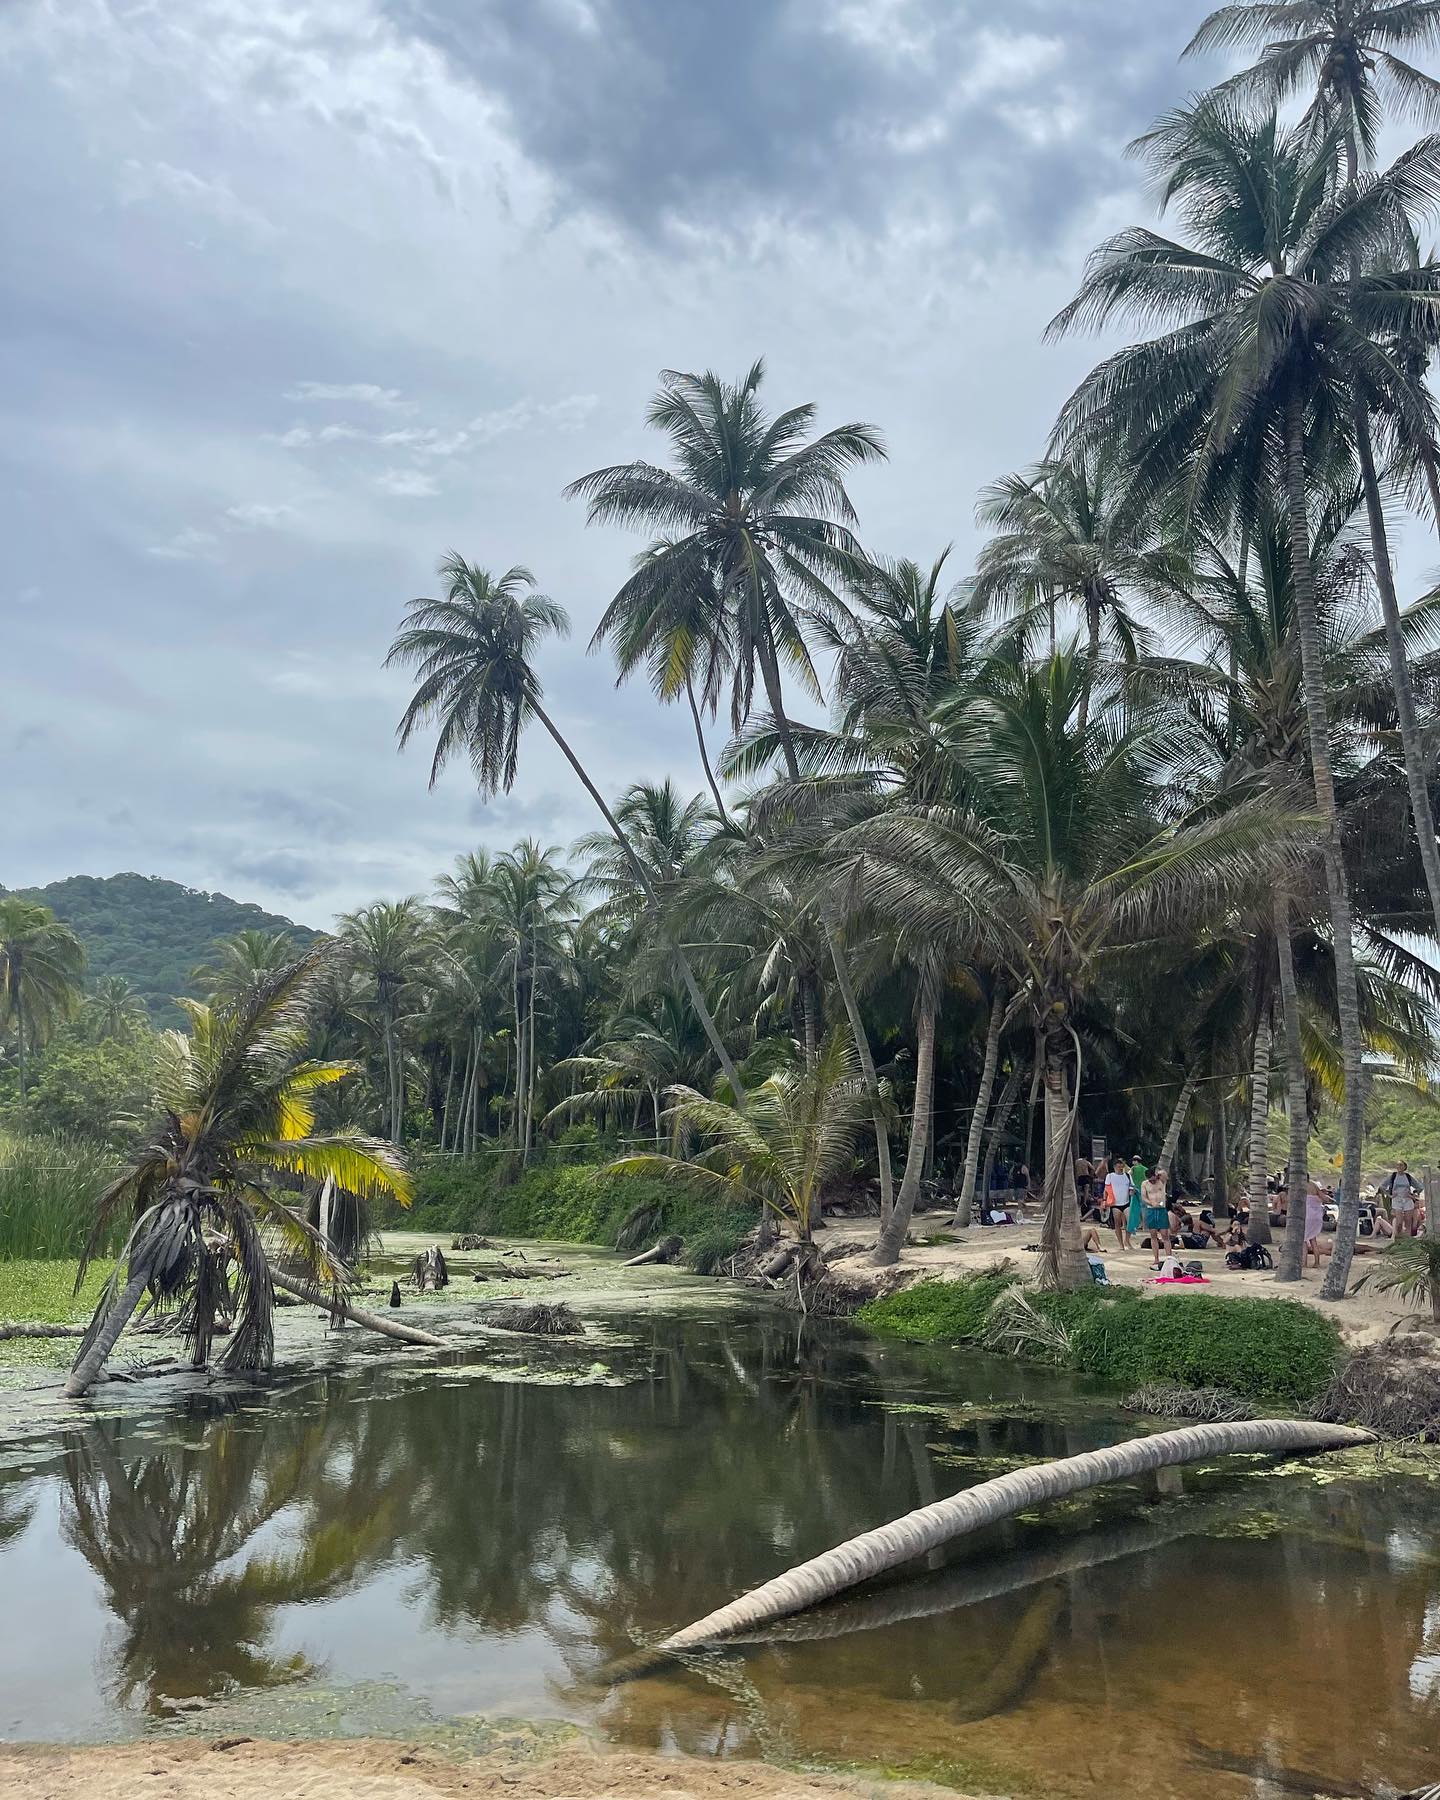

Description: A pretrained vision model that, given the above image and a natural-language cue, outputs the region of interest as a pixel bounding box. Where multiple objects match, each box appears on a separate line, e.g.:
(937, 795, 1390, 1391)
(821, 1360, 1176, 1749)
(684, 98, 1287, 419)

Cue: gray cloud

(0, 0, 1385, 931)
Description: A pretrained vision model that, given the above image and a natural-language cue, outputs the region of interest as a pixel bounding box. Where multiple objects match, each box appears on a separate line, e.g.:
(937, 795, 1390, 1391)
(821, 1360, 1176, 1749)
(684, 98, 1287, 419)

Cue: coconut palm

(66, 946, 411, 1397)
(973, 446, 1186, 730)
(1185, 2, 1440, 171)
(822, 650, 1309, 1288)
(1047, 94, 1440, 1295)
(86, 975, 148, 1042)
(567, 364, 891, 1193)
(337, 898, 433, 1143)
(610, 1030, 868, 1247)
(192, 929, 300, 1004)
(487, 840, 578, 1159)
(0, 896, 85, 1103)
(387, 556, 746, 1102)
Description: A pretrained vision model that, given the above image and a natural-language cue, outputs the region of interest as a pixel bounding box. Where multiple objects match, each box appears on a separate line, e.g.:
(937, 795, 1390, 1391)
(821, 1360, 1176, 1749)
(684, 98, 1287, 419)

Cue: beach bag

(1226, 1243, 1273, 1271)
(1183, 1260, 1204, 1279)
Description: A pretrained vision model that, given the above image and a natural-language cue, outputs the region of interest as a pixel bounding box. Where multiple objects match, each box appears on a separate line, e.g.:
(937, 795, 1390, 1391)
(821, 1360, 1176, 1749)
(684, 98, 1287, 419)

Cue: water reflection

(1, 1308, 1437, 1797)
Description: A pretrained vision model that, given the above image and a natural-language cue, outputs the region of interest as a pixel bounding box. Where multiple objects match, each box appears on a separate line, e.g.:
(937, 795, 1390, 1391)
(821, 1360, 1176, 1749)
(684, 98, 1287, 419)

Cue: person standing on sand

(1382, 1161, 1421, 1239)
(1304, 1175, 1326, 1270)
(1128, 1155, 1147, 1239)
(1104, 1157, 1132, 1250)
(1142, 1164, 1171, 1269)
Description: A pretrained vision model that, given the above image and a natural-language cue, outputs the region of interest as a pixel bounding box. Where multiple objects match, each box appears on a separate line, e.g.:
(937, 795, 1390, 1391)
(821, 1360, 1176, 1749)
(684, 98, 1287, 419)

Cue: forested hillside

(6, 874, 320, 1020)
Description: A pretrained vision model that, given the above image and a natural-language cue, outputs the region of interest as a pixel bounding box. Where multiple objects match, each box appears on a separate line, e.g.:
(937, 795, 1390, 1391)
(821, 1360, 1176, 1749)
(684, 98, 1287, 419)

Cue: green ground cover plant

(860, 1277, 1341, 1410)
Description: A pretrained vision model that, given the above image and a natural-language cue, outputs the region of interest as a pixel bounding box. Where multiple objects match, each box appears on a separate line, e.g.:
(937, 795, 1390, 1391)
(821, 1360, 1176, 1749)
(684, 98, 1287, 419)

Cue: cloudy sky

(0, 0, 1332, 927)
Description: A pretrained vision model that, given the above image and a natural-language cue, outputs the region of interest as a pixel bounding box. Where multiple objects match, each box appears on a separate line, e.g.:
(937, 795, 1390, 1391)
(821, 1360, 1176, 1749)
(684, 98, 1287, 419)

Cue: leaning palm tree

(567, 364, 891, 1194)
(1047, 95, 1440, 1296)
(66, 947, 412, 1397)
(0, 896, 85, 1103)
(387, 555, 746, 1102)
(610, 1030, 867, 1247)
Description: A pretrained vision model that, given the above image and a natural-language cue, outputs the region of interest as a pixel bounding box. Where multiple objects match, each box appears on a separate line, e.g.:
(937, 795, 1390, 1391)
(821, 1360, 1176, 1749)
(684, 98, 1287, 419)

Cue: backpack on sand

(1226, 1243, 1273, 1271)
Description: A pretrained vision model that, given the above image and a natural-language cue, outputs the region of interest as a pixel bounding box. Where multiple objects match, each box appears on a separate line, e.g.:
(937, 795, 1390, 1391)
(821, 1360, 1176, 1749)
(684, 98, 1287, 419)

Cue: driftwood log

(268, 1268, 448, 1349)
(657, 1419, 1374, 1654)
(0, 1321, 90, 1340)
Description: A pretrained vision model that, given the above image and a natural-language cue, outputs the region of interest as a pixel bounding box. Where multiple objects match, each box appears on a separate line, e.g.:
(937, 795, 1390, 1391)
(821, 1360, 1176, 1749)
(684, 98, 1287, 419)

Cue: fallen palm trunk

(2, 1321, 89, 1340)
(657, 1419, 1373, 1654)
(622, 1236, 683, 1268)
(267, 1268, 448, 1348)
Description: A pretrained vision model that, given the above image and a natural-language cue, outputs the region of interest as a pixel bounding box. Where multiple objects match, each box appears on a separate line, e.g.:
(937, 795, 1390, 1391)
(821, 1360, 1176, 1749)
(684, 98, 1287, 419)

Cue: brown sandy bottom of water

(0, 1738, 978, 1800)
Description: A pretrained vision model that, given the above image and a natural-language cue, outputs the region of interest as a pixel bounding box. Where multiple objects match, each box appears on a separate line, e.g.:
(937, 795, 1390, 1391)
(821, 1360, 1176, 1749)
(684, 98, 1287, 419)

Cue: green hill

(8, 873, 321, 1022)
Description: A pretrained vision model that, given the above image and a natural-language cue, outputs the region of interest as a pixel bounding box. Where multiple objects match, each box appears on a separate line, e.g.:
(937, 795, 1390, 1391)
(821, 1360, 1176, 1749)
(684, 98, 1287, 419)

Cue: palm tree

(1356, 1233, 1440, 1319)
(192, 929, 299, 1003)
(1185, 2, 1440, 170)
(487, 840, 577, 1159)
(824, 650, 1308, 1289)
(567, 364, 890, 1187)
(86, 975, 148, 1042)
(972, 446, 1185, 730)
(387, 555, 746, 1102)
(1047, 94, 1440, 1296)
(337, 898, 432, 1143)
(610, 1030, 867, 1247)
(0, 897, 85, 1103)
(66, 947, 411, 1397)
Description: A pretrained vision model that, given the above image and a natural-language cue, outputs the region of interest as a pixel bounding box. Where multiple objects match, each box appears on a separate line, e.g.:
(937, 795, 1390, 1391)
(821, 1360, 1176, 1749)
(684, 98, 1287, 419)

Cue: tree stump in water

(388, 1281, 402, 1308)
(411, 1245, 449, 1291)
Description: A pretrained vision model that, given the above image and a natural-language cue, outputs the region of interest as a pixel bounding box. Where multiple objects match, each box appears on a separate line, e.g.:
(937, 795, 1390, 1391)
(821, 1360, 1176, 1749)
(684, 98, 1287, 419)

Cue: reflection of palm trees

(0, 1485, 34, 1552)
(59, 1411, 398, 1715)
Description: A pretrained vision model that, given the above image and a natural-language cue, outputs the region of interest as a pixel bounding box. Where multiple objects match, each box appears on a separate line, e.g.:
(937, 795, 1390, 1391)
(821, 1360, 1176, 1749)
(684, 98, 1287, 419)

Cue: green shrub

(859, 1277, 1340, 1410)
(859, 1269, 1022, 1342)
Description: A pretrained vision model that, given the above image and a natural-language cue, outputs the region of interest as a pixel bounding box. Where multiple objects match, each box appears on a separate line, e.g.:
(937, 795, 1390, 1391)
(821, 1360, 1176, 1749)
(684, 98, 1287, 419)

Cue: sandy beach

(0, 1738, 977, 1800)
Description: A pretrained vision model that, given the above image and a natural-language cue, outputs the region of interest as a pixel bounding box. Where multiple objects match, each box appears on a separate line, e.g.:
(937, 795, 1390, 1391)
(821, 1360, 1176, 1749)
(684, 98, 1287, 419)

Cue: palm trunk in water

(1282, 398, 1366, 1297)
(873, 997, 936, 1265)
(953, 986, 1006, 1227)
(1038, 1028, 1088, 1291)
(1273, 891, 1311, 1282)
(65, 1269, 150, 1397)
(1158, 1064, 1201, 1180)
(1247, 1004, 1274, 1246)
(530, 698, 745, 1103)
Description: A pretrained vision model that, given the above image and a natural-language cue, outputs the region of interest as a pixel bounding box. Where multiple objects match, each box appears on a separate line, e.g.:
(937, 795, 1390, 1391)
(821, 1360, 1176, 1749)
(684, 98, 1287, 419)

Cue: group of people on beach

(1073, 1151, 1429, 1274)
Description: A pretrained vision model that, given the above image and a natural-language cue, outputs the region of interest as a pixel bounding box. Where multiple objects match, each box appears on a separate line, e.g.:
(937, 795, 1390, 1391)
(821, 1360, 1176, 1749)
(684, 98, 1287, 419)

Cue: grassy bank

(0, 1132, 122, 1260)
(396, 1140, 758, 1271)
(0, 1258, 115, 1325)
(859, 1275, 1342, 1410)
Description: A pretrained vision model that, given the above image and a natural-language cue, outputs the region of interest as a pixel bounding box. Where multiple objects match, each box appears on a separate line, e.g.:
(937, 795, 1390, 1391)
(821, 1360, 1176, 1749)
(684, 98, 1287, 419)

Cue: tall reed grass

(0, 1132, 122, 1260)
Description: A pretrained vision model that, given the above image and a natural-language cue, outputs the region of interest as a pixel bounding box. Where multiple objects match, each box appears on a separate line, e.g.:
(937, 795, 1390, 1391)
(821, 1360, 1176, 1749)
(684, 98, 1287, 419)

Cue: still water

(0, 1253, 1437, 1797)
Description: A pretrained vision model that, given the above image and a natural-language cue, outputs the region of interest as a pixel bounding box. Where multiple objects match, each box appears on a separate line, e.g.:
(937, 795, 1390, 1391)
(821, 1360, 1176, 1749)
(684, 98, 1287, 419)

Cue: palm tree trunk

(1158, 1064, 1201, 1179)
(953, 986, 1006, 1228)
(980, 1060, 1025, 1215)
(655, 1419, 1372, 1653)
(1282, 397, 1367, 1299)
(531, 699, 745, 1104)
(1247, 1004, 1273, 1246)
(1076, 596, 1101, 734)
(1214, 1091, 1230, 1212)
(64, 1269, 150, 1396)
(268, 1269, 447, 1347)
(748, 632, 895, 1217)
(15, 996, 26, 1106)
(1354, 405, 1440, 939)
(801, 976, 820, 1070)
(1274, 889, 1311, 1284)
(872, 997, 936, 1266)
(1038, 1026, 1088, 1291)
(512, 966, 525, 1149)
(441, 1054, 456, 1153)
(686, 674, 730, 827)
